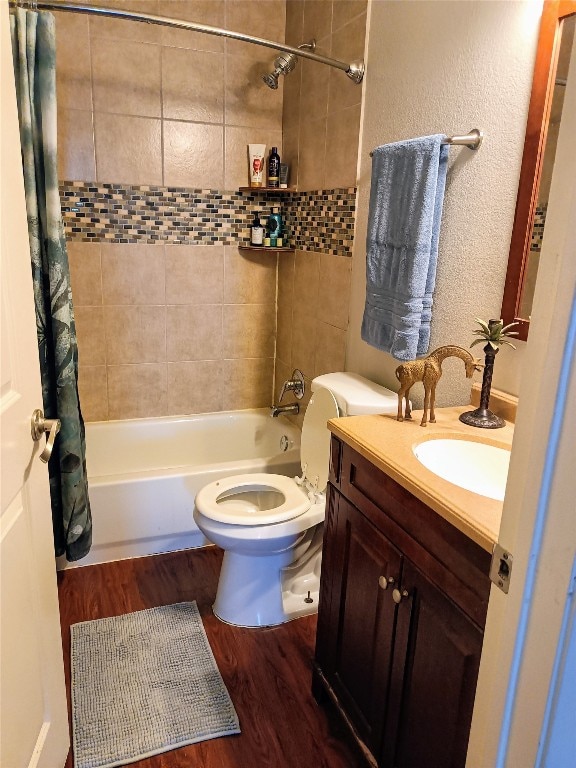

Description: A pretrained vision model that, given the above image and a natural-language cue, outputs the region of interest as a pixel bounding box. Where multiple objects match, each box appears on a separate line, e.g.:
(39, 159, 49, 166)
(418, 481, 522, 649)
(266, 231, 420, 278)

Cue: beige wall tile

(225, 53, 284, 131)
(68, 242, 102, 306)
(282, 61, 302, 134)
(162, 48, 224, 124)
(95, 113, 162, 185)
(224, 126, 283, 189)
(278, 249, 295, 306)
(324, 104, 360, 189)
(293, 249, 320, 315)
(291, 311, 316, 379)
(166, 304, 223, 361)
(107, 363, 167, 419)
(300, 58, 329, 123)
(165, 245, 224, 304)
(56, 21, 92, 112)
(297, 116, 326, 190)
(223, 304, 276, 358)
(303, 0, 332, 41)
(221, 357, 274, 410)
(101, 244, 166, 305)
(281, 126, 300, 189)
(92, 39, 161, 118)
(167, 360, 223, 414)
(224, 246, 277, 304)
(104, 305, 166, 364)
(285, 0, 304, 46)
(328, 13, 366, 114)
(58, 109, 96, 181)
(314, 319, 346, 377)
(163, 121, 224, 188)
(159, 0, 225, 51)
(78, 365, 108, 422)
(225, 0, 286, 56)
(89, 0, 162, 44)
(317, 252, 351, 329)
(274, 358, 292, 401)
(276, 299, 293, 367)
(331, 0, 367, 33)
(76, 306, 107, 366)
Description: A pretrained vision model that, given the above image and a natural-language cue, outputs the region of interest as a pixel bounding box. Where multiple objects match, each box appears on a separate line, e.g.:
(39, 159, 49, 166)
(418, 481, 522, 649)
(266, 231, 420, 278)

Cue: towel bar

(369, 128, 483, 156)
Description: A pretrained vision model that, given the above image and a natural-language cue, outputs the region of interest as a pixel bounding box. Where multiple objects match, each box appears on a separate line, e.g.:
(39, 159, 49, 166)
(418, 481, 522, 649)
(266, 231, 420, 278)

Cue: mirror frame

(501, 0, 576, 341)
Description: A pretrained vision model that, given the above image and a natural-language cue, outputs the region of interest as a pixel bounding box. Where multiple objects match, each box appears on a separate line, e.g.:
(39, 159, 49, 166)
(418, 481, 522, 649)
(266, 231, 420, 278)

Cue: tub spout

(270, 403, 300, 417)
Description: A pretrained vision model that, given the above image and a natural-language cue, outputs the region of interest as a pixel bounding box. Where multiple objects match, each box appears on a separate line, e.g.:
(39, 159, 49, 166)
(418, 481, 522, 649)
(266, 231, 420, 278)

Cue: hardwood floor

(57, 546, 361, 768)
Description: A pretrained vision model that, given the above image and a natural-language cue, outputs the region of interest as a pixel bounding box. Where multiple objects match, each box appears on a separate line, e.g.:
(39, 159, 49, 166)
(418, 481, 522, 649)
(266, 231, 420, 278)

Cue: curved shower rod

(9, 1, 365, 83)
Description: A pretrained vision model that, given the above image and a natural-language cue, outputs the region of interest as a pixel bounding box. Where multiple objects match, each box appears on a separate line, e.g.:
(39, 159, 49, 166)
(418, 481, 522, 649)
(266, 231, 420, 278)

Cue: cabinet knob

(392, 588, 410, 604)
(378, 576, 395, 590)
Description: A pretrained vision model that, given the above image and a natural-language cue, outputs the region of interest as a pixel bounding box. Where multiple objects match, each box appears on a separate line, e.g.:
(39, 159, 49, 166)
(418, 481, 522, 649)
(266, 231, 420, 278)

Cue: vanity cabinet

(313, 437, 492, 768)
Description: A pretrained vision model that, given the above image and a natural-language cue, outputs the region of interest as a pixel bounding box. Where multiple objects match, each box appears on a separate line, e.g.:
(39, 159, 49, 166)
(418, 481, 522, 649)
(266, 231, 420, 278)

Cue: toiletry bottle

(250, 214, 264, 246)
(268, 147, 280, 188)
(268, 206, 282, 247)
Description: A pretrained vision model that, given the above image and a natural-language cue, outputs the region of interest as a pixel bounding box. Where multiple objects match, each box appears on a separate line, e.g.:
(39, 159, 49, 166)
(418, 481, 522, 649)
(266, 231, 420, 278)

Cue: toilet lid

(300, 387, 339, 492)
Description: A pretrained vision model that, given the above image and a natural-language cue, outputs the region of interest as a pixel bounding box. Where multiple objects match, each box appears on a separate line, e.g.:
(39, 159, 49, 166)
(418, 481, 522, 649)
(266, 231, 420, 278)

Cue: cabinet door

(320, 492, 403, 754)
(382, 561, 484, 768)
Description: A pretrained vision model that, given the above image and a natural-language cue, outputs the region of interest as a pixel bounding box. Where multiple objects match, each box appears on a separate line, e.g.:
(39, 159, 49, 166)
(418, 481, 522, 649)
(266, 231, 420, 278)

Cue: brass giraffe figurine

(395, 346, 483, 427)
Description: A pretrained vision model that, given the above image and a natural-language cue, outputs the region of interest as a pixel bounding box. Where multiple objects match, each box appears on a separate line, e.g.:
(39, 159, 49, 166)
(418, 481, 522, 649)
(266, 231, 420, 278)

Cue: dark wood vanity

(313, 436, 492, 768)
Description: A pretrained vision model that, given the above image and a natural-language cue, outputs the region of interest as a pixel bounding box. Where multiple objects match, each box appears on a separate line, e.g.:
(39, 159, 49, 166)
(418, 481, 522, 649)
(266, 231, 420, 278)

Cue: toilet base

(213, 528, 323, 627)
(214, 549, 294, 627)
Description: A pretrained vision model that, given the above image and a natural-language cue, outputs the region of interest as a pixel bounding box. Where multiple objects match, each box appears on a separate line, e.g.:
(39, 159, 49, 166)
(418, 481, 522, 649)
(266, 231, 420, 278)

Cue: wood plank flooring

(57, 546, 361, 768)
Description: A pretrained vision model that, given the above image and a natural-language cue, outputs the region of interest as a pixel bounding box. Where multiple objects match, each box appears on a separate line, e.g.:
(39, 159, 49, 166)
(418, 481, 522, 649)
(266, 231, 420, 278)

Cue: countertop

(328, 406, 515, 553)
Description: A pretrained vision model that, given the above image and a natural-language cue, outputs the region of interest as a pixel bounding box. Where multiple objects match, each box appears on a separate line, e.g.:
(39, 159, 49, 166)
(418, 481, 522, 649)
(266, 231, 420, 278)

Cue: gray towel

(361, 134, 449, 361)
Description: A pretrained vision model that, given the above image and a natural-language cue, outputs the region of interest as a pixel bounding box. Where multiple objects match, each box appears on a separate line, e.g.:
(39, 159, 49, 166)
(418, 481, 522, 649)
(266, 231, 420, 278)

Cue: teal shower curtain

(10, 8, 92, 561)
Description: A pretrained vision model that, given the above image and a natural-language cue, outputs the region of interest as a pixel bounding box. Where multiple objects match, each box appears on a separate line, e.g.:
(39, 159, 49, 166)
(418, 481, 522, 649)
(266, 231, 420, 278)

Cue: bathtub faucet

(270, 403, 300, 417)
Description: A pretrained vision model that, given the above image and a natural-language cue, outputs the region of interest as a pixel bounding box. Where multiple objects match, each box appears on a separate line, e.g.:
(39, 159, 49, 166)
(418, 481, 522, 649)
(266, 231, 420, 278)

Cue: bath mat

(70, 602, 240, 768)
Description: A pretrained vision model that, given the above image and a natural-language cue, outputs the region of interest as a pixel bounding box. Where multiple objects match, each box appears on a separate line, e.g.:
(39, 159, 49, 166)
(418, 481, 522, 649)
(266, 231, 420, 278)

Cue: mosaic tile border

(59, 182, 357, 257)
(530, 204, 547, 253)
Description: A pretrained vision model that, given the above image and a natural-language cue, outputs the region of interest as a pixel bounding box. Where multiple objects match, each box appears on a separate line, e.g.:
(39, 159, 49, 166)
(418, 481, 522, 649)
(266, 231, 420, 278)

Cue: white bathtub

(75, 410, 301, 567)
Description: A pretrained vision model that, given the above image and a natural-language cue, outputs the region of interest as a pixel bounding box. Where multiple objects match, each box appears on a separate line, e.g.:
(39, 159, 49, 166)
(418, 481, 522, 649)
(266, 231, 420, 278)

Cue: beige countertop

(328, 406, 515, 553)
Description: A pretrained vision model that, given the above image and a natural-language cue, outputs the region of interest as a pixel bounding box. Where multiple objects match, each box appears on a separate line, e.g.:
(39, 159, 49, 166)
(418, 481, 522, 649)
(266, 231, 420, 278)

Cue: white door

(0, 6, 69, 768)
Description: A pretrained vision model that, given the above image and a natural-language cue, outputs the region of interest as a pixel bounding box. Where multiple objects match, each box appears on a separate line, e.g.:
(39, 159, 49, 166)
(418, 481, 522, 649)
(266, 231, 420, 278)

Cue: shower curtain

(10, 7, 92, 561)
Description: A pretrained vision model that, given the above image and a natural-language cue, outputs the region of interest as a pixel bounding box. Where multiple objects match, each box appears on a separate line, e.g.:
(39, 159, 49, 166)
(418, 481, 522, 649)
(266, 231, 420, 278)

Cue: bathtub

(74, 410, 301, 567)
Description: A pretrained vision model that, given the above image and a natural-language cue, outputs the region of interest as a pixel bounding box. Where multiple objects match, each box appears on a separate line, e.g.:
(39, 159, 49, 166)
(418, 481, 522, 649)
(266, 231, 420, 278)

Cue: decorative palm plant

(460, 318, 519, 429)
(470, 318, 519, 351)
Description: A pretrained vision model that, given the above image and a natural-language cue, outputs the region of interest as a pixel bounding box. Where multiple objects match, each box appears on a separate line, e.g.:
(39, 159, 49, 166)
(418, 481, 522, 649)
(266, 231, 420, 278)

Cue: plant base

(459, 408, 505, 429)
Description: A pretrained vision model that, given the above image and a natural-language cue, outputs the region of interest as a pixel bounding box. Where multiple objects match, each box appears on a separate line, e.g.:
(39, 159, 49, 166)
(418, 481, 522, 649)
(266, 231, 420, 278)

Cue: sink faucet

(270, 403, 300, 417)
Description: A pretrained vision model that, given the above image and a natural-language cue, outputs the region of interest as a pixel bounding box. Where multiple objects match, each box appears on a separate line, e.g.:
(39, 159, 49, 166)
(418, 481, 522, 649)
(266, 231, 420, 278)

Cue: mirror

(501, 1, 576, 341)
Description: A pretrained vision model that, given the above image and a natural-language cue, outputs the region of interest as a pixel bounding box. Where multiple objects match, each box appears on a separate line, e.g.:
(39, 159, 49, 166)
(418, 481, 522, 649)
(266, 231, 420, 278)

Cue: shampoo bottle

(250, 214, 264, 246)
(267, 147, 280, 188)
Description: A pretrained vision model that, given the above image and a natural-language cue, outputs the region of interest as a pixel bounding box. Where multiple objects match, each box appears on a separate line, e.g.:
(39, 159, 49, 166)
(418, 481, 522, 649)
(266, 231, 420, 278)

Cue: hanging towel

(361, 134, 449, 361)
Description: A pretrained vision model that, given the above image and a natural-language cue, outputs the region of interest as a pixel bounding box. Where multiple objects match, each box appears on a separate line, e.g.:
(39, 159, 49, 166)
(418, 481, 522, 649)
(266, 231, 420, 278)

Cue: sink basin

(413, 439, 510, 501)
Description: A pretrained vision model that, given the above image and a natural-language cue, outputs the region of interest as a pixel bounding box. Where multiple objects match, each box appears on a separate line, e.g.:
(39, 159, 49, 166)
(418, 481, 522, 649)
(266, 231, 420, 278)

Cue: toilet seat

(195, 473, 310, 525)
(195, 387, 340, 527)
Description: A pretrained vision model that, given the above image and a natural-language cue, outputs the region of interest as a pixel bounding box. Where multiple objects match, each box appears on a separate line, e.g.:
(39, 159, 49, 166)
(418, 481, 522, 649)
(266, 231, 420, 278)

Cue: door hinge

(490, 543, 513, 594)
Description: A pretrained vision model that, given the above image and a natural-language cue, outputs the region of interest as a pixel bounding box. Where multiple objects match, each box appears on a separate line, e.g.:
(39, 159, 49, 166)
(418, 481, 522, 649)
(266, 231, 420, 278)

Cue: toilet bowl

(194, 373, 397, 627)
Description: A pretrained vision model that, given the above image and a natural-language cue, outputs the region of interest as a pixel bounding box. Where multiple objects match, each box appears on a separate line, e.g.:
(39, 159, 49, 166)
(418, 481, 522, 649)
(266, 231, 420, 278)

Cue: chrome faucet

(278, 369, 305, 401)
(270, 403, 300, 417)
(270, 369, 305, 417)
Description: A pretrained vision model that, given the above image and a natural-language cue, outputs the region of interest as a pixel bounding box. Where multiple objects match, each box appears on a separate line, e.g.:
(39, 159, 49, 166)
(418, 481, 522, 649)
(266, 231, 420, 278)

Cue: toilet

(194, 372, 397, 627)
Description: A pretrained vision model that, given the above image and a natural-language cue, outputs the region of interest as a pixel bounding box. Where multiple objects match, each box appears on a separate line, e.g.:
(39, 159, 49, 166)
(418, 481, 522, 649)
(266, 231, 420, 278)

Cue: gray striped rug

(71, 602, 240, 768)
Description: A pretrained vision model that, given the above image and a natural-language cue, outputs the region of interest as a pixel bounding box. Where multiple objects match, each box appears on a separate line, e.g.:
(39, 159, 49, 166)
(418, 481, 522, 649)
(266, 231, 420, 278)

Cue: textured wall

(347, 0, 541, 406)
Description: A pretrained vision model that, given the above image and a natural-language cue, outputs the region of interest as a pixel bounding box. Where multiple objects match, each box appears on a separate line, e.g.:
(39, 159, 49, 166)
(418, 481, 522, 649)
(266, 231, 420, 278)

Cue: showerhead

(261, 51, 298, 89)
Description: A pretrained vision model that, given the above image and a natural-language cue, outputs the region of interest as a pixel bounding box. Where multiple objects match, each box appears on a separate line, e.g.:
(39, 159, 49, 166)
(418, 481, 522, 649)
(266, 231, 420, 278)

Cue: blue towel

(361, 134, 449, 361)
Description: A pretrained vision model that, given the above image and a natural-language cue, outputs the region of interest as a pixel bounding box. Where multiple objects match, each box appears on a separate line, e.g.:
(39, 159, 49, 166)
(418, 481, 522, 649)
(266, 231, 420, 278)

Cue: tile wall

(56, 0, 285, 420)
(55, 0, 367, 422)
(276, 0, 367, 424)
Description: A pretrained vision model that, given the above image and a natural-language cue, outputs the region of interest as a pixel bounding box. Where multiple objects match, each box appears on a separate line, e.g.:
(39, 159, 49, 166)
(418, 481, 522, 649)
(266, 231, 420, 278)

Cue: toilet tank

(311, 372, 397, 416)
